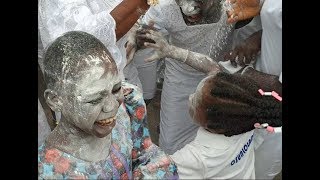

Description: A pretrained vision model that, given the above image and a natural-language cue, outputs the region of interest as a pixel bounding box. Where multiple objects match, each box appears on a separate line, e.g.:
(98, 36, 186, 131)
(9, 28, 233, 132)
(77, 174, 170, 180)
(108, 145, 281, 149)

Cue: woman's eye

(88, 98, 102, 105)
(112, 86, 121, 93)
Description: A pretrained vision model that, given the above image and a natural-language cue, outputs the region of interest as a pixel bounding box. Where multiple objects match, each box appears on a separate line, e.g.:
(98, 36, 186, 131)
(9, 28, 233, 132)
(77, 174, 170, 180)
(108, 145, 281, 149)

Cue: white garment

(117, 33, 143, 90)
(38, 0, 126, 79)
(133, 48, 159, 100)
(253, 0, 282, 179)
(255, 0, 282, 77)
(142, 0, 234, 154)
(171, 128, 255, 179)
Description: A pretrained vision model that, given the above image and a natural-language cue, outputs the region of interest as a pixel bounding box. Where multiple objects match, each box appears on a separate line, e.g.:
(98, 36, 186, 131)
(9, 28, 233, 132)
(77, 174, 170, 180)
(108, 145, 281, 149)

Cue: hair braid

(206, 72, 282, 136)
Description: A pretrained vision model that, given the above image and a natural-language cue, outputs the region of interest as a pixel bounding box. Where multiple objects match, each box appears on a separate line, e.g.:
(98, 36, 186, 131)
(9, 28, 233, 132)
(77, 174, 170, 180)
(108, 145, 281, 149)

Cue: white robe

(229, 0, 282, 177)
(142, 0, 234, 154)
(38, 0, 141, 87)
(254, 0, 282, 179)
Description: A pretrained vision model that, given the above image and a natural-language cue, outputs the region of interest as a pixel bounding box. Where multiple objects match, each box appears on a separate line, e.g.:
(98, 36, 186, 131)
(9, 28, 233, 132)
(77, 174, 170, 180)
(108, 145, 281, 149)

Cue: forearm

(111, 0, 149, 40)
(247, 30, 262, 50)
(168, 46, 221, 74)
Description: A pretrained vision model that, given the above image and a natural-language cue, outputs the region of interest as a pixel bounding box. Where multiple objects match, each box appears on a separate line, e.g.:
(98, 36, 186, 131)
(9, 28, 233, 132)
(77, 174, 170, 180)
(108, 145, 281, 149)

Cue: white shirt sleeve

(170, 144, 205, 179)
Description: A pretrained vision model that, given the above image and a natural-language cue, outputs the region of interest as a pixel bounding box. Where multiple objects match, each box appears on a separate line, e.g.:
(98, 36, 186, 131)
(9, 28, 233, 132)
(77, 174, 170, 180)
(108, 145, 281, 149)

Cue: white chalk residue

(208, 0, 234, 58)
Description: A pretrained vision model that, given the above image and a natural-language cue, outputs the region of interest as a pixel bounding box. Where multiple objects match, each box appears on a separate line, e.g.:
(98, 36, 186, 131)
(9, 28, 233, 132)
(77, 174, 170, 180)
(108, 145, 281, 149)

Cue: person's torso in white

(253, 1, 282, 179)
(255, 0, 282, 76)
(143, 0, 234, 81)
(170, 127, 255, 179)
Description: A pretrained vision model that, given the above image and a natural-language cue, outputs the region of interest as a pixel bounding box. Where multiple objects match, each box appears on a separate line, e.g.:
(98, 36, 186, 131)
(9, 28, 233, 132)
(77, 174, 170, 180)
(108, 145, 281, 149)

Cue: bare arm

(111, 0, 150, 40)
(141, 30, 221, 74)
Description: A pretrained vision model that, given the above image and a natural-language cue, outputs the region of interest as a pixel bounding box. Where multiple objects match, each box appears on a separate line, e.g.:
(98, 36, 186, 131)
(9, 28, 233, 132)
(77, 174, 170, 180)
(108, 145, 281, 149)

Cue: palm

(227, 0, 260, 23)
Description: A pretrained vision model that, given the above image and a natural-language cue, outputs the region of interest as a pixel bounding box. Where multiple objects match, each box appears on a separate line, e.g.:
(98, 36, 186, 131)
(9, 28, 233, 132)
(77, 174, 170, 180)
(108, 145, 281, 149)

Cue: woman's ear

(44, 89, 62, 112)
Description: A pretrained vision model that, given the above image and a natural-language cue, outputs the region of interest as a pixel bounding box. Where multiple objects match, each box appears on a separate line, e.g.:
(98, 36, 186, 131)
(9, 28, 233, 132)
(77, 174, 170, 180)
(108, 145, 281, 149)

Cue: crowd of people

(38, 0, 282, 179)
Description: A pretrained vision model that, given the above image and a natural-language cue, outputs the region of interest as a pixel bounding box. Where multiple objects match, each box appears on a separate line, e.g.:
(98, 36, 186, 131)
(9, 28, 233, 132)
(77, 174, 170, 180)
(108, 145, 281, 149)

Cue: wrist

(169, 46, 189, 63)
(139, 0, 150, 11)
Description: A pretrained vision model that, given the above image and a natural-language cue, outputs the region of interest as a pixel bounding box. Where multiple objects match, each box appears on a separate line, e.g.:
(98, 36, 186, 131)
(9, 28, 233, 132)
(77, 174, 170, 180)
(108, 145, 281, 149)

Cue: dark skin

(111, 0, 150, 40)
(226, 0, 261, 24)
(224, 30, 262, 67)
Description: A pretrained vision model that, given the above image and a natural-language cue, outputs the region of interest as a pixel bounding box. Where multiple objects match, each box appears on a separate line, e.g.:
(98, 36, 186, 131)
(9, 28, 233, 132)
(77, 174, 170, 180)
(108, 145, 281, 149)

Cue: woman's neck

(46, 116, 112, 162)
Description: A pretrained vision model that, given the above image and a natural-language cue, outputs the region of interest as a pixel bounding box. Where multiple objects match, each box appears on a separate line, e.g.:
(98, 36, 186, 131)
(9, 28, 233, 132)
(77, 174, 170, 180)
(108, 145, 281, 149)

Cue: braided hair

(206, 72, 282, 137)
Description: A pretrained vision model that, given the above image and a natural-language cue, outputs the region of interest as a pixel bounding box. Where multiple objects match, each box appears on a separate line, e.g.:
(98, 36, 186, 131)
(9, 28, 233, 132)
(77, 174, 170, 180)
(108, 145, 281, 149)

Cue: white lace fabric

(38, 0, 125, 77)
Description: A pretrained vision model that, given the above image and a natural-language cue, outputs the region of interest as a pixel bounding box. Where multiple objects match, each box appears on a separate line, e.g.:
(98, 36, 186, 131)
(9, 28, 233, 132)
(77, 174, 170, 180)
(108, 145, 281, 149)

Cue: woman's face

(178, 0, 222, 24)
(60, 52, 124, 138)
(178, 0, 203, 22)
(189, 75, 216, 127)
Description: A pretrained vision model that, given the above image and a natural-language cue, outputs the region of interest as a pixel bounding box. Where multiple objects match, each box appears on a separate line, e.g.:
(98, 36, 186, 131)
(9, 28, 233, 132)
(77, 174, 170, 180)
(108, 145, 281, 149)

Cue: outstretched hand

(224, 30, 261, 67)
(226, 0, 261, 24)
(137, 29, 172, 62)
(125, 21, 156, 64)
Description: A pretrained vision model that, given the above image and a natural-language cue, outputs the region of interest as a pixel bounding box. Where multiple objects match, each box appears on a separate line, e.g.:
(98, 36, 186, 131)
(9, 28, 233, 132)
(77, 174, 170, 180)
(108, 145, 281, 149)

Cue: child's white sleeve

(170, 144, 205, 179)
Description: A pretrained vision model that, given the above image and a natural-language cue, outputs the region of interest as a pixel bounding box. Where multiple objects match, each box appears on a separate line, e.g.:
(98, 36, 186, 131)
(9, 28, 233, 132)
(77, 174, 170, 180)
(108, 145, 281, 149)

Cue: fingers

(147, 29, 161, 37)
(224, 51, 233, 61)
(237, 51, 245, 66)
(225, 50, 239, 67)
(126, 42, 134, 54)
(230, 57, 238, 67)
(126, 46, 136, 64)
(138, 33, 159, 43)
(148, 20, 157, 31)
(227, 10, 239, 24)
(144, 42, 160, 49)
(243, 53, 253, 65)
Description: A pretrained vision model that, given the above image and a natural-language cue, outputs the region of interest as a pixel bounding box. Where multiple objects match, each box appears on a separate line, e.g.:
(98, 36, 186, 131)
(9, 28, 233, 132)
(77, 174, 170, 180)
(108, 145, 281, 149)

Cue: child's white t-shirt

(170, 127, 255, 179)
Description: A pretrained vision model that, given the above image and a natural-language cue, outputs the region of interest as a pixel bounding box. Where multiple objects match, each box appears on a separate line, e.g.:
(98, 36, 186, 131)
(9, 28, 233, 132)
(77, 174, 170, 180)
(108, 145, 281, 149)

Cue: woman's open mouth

(95, 116, 116, 127)
(186, 14, 202, 22)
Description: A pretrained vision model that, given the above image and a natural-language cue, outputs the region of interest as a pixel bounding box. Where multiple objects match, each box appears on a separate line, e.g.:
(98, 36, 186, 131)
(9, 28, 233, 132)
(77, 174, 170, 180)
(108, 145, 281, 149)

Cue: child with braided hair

(170, 71, 282, 179)
(139, 29, 282, 179)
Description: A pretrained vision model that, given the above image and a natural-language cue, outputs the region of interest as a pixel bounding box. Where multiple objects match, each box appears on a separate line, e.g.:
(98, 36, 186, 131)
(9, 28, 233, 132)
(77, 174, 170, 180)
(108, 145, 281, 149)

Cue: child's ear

(44, 89, 62, 112)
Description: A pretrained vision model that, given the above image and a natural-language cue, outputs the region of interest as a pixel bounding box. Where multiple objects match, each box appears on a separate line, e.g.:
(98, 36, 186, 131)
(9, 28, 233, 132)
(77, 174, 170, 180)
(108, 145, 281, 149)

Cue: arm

(141, 30, 221, 74)
(224, 30, 262, 67)
(110, 0, 150, 40)
(122, 82, 178, 179)
(125, 3, 169, 65)
(170, 146, 205, 179)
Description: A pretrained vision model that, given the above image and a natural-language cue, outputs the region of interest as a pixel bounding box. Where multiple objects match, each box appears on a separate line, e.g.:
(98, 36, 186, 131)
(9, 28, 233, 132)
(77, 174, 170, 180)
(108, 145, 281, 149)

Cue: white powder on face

(179, 0, 201, 16)
(85, 55, 101, 65)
